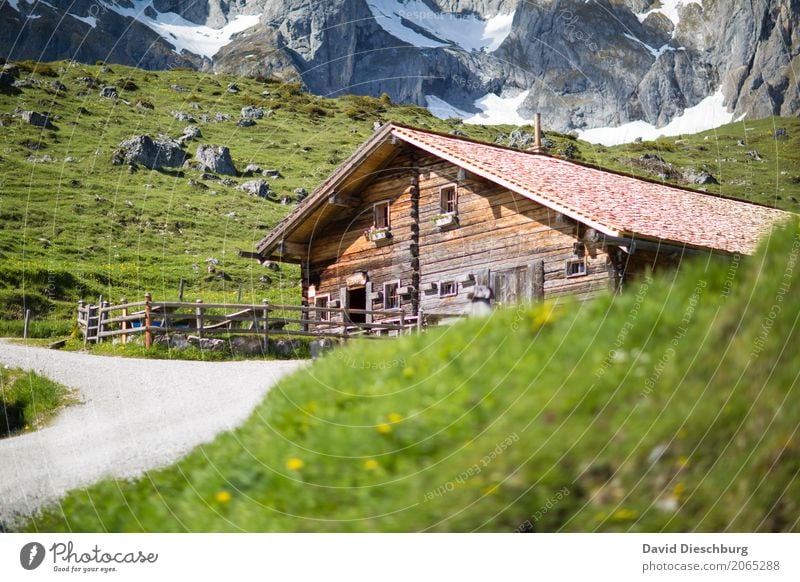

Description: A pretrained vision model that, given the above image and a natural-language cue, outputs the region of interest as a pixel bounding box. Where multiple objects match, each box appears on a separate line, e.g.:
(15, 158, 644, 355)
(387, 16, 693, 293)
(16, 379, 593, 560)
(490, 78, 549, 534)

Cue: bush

(303, 104, 329, 117)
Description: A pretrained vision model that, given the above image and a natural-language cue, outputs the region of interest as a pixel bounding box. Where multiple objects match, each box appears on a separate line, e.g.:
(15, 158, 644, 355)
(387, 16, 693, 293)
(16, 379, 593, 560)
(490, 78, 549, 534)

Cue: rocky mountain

(1, 0, 797, 137)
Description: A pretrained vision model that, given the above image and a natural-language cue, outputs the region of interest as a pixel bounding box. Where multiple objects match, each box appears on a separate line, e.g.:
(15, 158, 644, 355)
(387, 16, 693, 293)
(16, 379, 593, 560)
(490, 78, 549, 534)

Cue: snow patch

(4, 0, 20, 12)
(427, 90, 533, 126)
(101, 0, 260, 59)
(367, 0, 514, 52)
(69, 13, 97, 28)
(636, 0, 702, 33)
(578, 89, 735, 146)
(623, 33, 676, 58)
(425, 95, 471, 119)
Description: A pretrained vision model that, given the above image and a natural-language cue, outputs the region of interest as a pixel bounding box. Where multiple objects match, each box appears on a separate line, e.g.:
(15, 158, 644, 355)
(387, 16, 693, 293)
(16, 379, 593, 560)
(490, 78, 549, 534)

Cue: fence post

(23, 309, 31, 339)
(195, 299, 204, 338)
(78, 300, 85, 338)
(120, 298, 129, 345)
(178, 278, 185, 302)
(98, 301, 109, 342)
(144, 293, 152, 349)
(262, 299, 269, 345)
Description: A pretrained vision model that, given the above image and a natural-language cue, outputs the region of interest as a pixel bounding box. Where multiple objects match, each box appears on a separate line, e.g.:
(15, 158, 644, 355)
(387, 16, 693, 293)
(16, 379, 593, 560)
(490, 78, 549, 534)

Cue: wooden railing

(77, 293, 422, 347)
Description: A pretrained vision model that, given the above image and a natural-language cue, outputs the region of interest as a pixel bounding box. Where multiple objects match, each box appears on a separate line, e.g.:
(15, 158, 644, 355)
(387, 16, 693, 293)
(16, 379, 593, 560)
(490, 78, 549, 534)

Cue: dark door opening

(347, 287, 367, 323)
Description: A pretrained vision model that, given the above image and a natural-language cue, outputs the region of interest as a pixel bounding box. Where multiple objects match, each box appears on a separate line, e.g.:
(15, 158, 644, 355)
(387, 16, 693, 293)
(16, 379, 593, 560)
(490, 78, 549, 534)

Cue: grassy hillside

(19, 221, 800, 533)
(0, 366, 74, 437)
(1, 60, 799, 336)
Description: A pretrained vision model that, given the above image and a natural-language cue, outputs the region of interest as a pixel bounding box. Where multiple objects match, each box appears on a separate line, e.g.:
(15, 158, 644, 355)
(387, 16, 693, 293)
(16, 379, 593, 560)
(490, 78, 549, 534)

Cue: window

(383, 281, 400, 309)
(315, 294, 330, 321)
(439, 281, 457, 297)
(440, 185, 458, 215)
(565, 259, 587, 277)
(374, 201, 391, 230)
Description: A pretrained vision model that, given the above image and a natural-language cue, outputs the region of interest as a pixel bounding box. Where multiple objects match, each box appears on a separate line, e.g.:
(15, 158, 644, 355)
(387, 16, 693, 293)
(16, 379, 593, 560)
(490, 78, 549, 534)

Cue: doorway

(347, 287, 367, 323)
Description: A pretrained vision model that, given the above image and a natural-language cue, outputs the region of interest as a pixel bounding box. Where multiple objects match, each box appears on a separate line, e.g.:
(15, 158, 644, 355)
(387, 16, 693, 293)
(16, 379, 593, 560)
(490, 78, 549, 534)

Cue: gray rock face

(241, 105, 264, 119)
(194, 144, 237, 175)
(116, 135, 187, 169)
(2, 0, 796, 132)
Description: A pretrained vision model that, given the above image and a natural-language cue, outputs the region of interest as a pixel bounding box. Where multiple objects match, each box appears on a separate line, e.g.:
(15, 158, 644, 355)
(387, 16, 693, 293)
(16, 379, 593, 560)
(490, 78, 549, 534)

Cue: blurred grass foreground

(21, 221, 800, 532)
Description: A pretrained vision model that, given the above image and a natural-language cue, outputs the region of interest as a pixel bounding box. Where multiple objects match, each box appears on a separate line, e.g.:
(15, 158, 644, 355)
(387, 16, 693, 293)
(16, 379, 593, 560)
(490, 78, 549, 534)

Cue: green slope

(1, 60, 799, 336)
(20, 221, 800, 532)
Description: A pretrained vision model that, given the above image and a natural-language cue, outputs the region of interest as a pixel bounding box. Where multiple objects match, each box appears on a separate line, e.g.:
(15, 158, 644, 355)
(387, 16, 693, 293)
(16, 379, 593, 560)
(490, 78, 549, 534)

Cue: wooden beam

(277, 240, 309, 257)
(328, 193, 359, 208)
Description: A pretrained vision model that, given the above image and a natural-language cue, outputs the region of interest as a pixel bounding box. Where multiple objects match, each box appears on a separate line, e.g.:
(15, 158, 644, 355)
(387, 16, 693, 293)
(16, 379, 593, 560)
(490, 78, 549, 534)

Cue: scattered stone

(237, 118, 256, 128)
(188, 178, 208, 190)
(171, 110, 196, 123)
(508, 129, 534, 148)
(746, 150, 763, 161)
(259, 275, 271, 284)
(263, 168, 282, 178)
(186, 336, 226, 351)
(100, 66, 113, 74)
(50, 80, 67, 92)
(64, 156, 76, 163)
(273, 339, 301, 357)
(293, 187, 309, 200)
(21, 111, 52, 128)
(214, 112, 231, 122)
(2, 64, 19, 78)
(310, 338, 334, 359)
(243, 163, 262, 176)
(775, 127, 787, 139)
(194, 144, 237, 176)
(280, 196, 292, 205)
(261, 260, 280, 271)
(241, 105, 264, 119)
(179, 125, 202, 143)
(684, 169, 719, 185)
(77, 106, 91, 115)
(170, 84, 189, 92)
(239, 179, 269, 197)
(200, 172, 218, 181)
(226, 83, 240, 93)
(135, 100, 154, 110)
(647, 443, 669, 464)
(229, 336, 266, 357)
(27, 154, 55, 163)
(14, 77, 38, 89)
(77, 76, 98, 88)
(99, 86, 117, 99)
(188, 102, 202, 109)
(221, 178, 237, 187)
(115, 135, 187, 169)
(154, 334, 189, 350)
(736, 139, 746, 147)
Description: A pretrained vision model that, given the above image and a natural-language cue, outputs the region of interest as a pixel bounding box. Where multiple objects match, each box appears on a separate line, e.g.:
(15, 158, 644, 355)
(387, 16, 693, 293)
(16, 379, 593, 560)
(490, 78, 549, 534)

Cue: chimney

(532, 112, 542, 153)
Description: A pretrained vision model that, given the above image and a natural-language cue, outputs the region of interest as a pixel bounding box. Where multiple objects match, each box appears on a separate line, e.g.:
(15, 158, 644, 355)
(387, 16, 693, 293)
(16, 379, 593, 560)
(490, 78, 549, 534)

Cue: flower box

(365, 227, 391, 242)
(432, 213, 458, 228)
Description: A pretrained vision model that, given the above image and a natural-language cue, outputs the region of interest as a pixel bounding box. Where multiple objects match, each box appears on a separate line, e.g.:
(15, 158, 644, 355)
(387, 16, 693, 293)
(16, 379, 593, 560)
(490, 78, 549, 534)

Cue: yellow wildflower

(611, 508, 638, 522)
(215, 491, 231, 503)
(376, 423, 392, 434)
(286, 457, 305, 471)
(387, 412, 403, 423)
(677, 456, 690, 468)
(363, 459, 380, 471)
(482, 484, 499, 496)
(674, 482, 686, 497)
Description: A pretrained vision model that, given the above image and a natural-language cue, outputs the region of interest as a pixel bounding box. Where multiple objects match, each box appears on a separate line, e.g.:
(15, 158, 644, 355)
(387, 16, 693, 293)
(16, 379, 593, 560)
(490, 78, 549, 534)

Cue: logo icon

(20, 542, 46, 570)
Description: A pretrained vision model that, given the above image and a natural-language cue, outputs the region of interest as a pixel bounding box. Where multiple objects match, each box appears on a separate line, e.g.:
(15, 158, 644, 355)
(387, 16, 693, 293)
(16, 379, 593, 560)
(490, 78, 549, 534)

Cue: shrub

(0, 367, 73, 436)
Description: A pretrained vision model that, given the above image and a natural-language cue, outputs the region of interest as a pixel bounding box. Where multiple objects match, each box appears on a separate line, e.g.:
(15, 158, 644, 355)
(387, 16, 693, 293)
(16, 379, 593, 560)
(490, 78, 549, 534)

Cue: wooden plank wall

(304, 148, 672, 322)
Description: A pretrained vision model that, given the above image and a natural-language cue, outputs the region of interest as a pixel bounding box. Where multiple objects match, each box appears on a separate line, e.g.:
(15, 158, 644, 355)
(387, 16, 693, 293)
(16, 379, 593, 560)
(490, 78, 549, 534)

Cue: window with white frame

(374, 201, 391, 230)
(440, 184, 458, 215)
(315, 294, 331, 321)
(565, 258, 587, 277)
(439, 281, 457, 297)
(383, 281, 400, 309)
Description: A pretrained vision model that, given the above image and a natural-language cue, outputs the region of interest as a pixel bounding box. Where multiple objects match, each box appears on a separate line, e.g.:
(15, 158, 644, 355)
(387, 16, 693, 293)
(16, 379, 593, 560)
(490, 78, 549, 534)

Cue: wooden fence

(77, 293, 422, 347)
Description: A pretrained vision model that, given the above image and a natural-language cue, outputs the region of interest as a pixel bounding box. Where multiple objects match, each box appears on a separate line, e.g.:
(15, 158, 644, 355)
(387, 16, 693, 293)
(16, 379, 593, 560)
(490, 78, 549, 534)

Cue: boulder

(213, 112, 231, 122)
(226, 82, 240, 93)
(115, 135, 187, 169)
(194, 144, 237, 176)
(237, 118, 256, 128)
(21, 111, 52, 128)
(199, 337, 226, 352)
(263, 168, 282, 178)
(273, 339, 301, 357)
(0, 72, 15, 88)
(229, 336, 267, 356)
(179, 125, 202, 143)
(310, 338, 335, 359)
(51, 80, 67, 92)
(239, 179, 269, 197)
(153, 333, 189, 350)
(293, 187, 309, 200)
(171, 110, 195, 122)
(1, 64, 19, 78)
(243, 163, 262, 176)
(684, 170, 719, 185)
(241, 105, 264, 119)
(99, 86, 117, 99)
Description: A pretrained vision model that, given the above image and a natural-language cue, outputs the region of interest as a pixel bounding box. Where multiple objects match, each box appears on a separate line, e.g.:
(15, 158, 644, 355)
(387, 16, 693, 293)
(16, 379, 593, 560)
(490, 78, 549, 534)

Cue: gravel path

(0, 340, 306, 524)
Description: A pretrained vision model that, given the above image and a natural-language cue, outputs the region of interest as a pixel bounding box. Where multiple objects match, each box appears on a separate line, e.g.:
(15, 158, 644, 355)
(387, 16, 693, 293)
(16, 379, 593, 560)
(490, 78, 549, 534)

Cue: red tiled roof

(392, 126, 789, 255)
